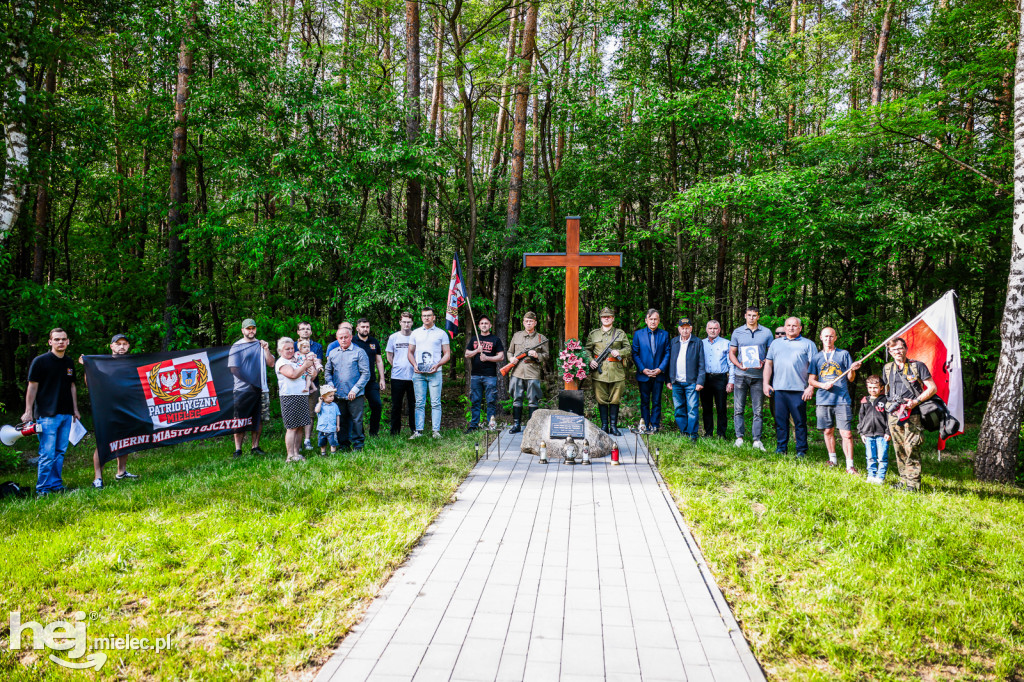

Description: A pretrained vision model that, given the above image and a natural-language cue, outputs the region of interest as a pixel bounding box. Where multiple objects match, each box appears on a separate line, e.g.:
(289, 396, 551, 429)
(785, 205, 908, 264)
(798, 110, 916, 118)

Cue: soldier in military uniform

(507, 312, 550, 434)
(586, 307, 632, 436)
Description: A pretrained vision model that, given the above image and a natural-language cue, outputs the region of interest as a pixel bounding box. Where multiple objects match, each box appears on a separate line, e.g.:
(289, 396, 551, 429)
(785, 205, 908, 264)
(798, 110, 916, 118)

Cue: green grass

(653, 426, 1024, 681)
(0, 428, 478, 680)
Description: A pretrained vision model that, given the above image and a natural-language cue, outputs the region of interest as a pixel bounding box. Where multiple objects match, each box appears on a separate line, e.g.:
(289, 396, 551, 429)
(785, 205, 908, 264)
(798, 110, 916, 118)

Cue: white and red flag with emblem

(886, 290, 964, 449)
(445, 252, 468, 339)
(136, 351, 220, 429)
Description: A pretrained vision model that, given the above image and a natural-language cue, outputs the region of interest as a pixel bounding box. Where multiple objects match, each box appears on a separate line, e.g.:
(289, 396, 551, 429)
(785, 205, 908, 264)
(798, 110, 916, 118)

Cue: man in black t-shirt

(464, 316, 506, 432)
(354, 318, 387, 436)
(22, 328, 80, 496)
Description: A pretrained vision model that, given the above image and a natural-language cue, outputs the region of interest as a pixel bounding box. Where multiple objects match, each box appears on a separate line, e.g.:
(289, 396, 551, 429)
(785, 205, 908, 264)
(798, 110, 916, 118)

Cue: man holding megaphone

(21, 328, 80, 496)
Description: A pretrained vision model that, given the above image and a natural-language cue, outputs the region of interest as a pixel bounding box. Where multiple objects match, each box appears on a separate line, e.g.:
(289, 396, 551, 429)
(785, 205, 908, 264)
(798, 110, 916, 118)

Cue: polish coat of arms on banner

(137, 352, 220, 428)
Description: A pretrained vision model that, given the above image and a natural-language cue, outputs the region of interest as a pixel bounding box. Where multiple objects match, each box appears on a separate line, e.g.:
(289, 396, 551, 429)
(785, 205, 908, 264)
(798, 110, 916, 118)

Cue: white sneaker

(752, 440, 766, 452)
(734, 438, 745, 447)
(872, 476, 885, 485)
(409, 431, 423, 440)
(432, 431, 442, 439)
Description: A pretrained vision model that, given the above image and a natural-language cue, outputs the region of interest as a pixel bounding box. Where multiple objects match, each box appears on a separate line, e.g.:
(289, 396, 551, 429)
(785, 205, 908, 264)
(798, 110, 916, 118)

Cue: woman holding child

(275, 337, 316, 463)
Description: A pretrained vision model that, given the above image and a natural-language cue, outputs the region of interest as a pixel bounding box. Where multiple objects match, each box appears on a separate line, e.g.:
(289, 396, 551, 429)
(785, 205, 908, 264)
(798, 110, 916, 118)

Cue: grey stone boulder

(519, 409, 615, 460)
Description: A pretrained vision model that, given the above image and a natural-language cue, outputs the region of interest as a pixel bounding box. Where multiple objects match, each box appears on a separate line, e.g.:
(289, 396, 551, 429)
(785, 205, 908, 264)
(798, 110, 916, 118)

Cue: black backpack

(884, 361, 960, 439)
(0, 481, 28, 500)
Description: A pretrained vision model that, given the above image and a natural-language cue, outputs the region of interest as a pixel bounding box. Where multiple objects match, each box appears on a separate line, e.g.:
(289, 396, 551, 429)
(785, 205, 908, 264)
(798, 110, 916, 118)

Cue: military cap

(599, 307, 615, 317)
(676, 317, 693, 328)
(241, 318, 258, 329)
(523, 311, 537, 321)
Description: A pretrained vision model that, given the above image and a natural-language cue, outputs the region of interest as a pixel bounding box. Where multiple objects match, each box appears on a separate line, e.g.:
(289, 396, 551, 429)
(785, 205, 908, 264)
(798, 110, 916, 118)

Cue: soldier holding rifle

(506, 312, 550, 434)
(586, 307, 631, 436)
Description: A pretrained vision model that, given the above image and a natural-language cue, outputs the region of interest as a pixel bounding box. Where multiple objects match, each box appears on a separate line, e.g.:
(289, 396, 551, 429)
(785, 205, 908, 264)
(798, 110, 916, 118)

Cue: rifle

(592, 329, 624, 375)
(499, 338, 550, 377)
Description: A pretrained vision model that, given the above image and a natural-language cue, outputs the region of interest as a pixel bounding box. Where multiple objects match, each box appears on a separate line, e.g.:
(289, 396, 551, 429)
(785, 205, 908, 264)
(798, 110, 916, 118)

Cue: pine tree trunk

(871, 0, 895, 107)
(405, 0, 423, 250)
(495, 0, 538, 352)
(975, 12, 1024, 484)
(485, 6, 519, 210)
(164, 4, 196, 351)
(33, 60, 57, 285)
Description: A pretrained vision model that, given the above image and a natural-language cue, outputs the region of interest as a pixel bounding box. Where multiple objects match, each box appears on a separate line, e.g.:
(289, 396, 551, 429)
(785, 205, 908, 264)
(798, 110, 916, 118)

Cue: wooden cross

(523, 216, 623, 390)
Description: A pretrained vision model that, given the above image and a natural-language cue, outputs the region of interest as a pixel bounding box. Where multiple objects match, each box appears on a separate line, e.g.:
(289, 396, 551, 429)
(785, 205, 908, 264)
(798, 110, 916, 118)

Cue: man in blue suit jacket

(632, 309, 670, 431)
(668, 317, 706, 441)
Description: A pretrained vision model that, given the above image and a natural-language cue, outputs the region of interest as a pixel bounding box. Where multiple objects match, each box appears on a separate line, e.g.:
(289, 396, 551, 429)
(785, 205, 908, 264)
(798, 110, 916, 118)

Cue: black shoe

(599, 404, 610, 433)
(465, 425, 480, 434)
(233, 449, 244, 459)
(250, 446, 267, 456)
(509, 407, 523, 434)
(608, 405, 622, 436)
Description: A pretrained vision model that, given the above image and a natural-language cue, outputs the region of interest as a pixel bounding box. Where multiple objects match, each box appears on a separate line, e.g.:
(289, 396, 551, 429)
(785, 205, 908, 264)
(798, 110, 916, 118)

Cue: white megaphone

(1, 422, 42, 447)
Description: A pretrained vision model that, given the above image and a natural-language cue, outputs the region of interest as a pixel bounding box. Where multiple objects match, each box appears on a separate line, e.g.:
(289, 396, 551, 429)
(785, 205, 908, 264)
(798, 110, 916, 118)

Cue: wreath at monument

(557, 339, 592, 385)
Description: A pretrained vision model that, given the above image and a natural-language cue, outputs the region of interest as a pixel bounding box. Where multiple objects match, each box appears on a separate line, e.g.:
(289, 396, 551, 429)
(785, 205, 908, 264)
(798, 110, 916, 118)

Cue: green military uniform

(585, 307, 632, 435)
(507, 312, 550, 434)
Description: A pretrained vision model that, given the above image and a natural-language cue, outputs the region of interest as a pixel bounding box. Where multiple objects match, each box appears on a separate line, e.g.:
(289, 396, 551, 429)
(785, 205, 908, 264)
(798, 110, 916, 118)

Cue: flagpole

(826, 290, 952, 388)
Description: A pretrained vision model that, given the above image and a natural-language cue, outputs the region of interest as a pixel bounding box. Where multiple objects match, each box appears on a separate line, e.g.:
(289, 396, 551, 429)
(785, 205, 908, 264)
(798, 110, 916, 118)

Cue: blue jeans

(638, 379, 665, 429)
(36, 414, 73, 494)
(413, 370, 443, 432)
(470, 375, 498, 427)
(774, 390, 808, 455)
(671, 382, 700, 438)
(864, 436, 889, 480)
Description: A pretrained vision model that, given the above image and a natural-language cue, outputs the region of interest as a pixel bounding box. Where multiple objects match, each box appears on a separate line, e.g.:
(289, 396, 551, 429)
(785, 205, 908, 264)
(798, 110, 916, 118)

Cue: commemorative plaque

(549, 414, 586, 440)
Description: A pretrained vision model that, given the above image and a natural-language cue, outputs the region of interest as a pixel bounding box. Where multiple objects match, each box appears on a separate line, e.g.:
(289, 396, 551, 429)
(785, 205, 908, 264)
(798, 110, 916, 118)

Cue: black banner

(84, 344, 265, 464)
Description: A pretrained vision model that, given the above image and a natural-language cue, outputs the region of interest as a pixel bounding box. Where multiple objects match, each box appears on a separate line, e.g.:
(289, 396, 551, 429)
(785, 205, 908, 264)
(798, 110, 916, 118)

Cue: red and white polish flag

(888, 290, 963, 449)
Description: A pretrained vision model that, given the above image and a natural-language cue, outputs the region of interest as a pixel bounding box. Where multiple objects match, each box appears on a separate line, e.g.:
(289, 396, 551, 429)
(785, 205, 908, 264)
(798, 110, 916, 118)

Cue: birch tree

(974, 6, 1024, 484)
(0, 5, 30, 242)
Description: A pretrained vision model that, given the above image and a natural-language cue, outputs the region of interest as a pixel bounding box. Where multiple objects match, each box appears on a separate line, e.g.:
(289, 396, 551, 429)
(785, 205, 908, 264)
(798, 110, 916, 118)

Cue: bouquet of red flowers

(557, 339, 592, 384)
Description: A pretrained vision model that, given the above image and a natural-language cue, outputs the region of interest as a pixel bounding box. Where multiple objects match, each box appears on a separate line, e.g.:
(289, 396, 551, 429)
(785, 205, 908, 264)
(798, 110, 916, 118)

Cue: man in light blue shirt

(325, 327, 370, 450)
(763, 317, 818, 457)
(701, 320, 734, 439)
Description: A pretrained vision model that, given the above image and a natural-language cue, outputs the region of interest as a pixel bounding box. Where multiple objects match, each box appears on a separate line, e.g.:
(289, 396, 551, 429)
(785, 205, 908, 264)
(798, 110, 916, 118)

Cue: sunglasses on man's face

(775, 333, 784, 337)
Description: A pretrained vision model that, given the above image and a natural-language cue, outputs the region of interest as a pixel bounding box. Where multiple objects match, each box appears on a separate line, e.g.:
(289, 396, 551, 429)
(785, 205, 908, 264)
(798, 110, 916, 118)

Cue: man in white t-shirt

(386, 311, 416, 436)
(228, 318, 275, 458)
(406, 307, 451, 439)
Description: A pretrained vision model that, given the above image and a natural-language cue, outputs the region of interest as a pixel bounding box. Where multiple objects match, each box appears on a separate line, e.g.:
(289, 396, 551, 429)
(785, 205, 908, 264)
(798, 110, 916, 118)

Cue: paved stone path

(316, 431, 764, 682)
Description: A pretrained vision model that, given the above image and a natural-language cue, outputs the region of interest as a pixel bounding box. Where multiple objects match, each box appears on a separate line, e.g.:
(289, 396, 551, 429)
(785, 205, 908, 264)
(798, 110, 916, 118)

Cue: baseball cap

(242, 318, 257, 329)
(676, 317, 693, 328)
(110, 334, 127, 344)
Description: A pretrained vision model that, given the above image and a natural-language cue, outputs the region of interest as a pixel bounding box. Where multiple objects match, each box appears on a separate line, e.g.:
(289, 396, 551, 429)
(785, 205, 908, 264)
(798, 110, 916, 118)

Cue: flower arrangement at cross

(557, 338, 592, 384)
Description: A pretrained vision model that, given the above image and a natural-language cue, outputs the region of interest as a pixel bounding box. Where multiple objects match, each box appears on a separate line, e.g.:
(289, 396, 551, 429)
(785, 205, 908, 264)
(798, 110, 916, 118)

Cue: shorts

(318, 431, 339, 448)
(308, 392, 319, 419)
(816, 404, 852, 431)
(281, 394, 312, 429)
(234, 389, 272, 424)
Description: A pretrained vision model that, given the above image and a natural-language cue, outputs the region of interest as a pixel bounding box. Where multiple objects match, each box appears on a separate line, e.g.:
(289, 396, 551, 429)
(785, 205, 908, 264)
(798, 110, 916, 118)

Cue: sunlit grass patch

(654, 428, 1024, 681)
(0, 430, 477, 680)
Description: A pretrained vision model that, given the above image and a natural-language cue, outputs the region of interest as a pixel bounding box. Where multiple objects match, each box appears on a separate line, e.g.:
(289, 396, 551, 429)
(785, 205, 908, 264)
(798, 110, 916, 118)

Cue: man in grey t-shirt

(728, 307, 774, 451)
(763, 317, 818, 457)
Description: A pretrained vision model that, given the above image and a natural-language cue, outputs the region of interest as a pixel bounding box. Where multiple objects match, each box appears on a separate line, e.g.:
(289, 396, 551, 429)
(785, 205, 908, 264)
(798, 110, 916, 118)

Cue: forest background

(0, 0, 1016, 463)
